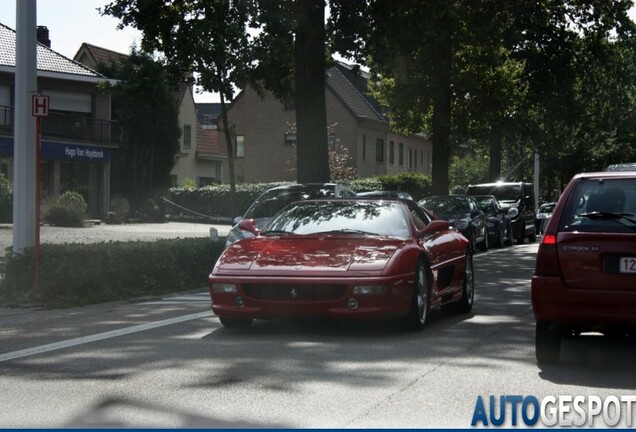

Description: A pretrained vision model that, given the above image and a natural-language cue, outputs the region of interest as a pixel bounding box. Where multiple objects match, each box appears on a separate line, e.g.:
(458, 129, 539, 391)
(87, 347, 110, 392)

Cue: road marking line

(0, 310, 213, 363)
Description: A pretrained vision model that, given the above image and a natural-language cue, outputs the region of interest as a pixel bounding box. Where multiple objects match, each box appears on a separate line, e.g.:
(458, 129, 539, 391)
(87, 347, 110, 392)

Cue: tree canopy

(105, 0, 636, 198)
(99, 48, 180, 204)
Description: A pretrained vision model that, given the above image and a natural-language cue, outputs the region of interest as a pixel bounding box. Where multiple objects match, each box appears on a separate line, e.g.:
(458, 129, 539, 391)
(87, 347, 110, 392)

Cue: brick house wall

(219, 64, 432, 184)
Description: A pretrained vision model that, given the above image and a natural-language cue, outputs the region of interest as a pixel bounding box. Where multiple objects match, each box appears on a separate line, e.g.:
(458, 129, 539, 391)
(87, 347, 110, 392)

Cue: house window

(362, 135, 366, 161)
(376, 138, 385, 162)
(183, 125, 191, 149)
(389, 141, 395, 165)
(284, 133, 297, 146)
(408, 149, 413, 169)
(421, 151, 424, 167)
(398, 143, 404, 166)
(198, 176, 216, 187)
(414, 150, 418, 170)
(235, 135, 245, 158)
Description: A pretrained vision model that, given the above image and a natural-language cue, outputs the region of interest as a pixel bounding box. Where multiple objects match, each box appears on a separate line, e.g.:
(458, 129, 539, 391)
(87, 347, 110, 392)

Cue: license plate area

(604, 255, 636, 274)
(619, 257, 636, 274)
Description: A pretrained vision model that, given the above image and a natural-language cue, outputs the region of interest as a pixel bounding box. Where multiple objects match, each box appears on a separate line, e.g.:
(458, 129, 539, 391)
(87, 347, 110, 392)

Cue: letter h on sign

(32, 95, 50, 116)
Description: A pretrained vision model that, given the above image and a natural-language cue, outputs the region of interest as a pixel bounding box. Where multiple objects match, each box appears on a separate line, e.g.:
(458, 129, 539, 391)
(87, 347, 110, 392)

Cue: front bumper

(209, 274, 415, 320)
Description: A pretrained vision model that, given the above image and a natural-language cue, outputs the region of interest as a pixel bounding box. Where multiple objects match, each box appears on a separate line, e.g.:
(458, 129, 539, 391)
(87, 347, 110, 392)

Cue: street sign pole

(32, 94, 49, 290)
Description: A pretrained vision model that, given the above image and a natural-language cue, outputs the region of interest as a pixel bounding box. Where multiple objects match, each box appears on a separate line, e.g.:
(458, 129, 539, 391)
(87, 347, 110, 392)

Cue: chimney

(37, 26, 51, 48)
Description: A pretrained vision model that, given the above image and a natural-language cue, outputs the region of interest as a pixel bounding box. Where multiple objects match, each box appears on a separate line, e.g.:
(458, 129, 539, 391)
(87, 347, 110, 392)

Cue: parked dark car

(606, 162, 636, 171)
(225, 183, 356, 247)
(418, 195, 488, 252)
(532, 171, 636, 363)
(210, 198, 474, 330)
(466, 181, 537, 244)
(473, 195, 512, 248)
(535, 201, 557, 234)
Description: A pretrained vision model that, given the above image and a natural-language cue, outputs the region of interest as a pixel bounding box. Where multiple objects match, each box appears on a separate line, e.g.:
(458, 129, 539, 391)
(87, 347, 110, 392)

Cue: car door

(468, 197, 486, 242)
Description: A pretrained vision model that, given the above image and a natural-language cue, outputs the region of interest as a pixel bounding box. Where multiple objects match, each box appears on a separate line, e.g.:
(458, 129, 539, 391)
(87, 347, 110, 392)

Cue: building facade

(219, 62, 431, 183)
(0, 24, 117, 217)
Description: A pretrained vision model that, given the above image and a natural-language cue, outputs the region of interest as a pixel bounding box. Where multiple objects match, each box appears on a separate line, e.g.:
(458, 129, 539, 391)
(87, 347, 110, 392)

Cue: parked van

(466, 181, 537, 244)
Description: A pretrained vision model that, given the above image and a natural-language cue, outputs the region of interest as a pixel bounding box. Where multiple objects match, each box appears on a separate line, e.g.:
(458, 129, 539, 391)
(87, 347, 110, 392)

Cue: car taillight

(534, 233, 561, 277)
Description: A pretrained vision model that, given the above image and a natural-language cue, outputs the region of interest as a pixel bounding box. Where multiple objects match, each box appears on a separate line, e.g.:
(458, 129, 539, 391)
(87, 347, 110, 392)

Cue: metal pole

(13, 0, 37, 254)
(35, 115, 41, 289)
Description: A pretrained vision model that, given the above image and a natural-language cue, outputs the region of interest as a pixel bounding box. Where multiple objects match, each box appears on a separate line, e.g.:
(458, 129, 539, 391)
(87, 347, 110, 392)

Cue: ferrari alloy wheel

(220, 317, 254, 329)
(456, 253, 474, 313)
(407, 258, 430, 331)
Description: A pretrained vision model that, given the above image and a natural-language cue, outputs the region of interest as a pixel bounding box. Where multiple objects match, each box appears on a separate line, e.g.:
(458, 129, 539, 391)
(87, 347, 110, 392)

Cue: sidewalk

(0, 221, 231, 252)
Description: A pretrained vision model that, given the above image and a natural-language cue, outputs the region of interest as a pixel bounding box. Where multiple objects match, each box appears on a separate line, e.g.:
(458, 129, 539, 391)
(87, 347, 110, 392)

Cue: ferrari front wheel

(407, 258, 430, 331)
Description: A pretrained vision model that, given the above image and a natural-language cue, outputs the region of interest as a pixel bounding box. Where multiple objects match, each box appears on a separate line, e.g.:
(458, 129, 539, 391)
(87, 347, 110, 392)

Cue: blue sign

(0, 138, 112, 163)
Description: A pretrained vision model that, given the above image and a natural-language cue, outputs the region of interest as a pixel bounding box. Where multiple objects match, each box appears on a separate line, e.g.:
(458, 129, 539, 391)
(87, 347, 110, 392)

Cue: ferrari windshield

(261, 201, 411, 237)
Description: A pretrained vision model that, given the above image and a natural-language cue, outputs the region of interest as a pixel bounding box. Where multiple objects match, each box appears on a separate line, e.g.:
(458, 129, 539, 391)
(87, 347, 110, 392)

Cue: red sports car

(532, 171, 636, 363)
(209, 198, 474, 330)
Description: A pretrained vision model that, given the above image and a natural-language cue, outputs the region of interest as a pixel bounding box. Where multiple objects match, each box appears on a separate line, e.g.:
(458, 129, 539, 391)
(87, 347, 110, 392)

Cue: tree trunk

(219, 92, 237, 217)
(488, 124, 502, 182)
(430, 11, 452, 196)
(294, 0, 330, 183)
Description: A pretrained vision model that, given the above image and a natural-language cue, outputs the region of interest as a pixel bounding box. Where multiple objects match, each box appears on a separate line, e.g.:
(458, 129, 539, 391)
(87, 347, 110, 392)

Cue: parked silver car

(224, 183, 356, 247)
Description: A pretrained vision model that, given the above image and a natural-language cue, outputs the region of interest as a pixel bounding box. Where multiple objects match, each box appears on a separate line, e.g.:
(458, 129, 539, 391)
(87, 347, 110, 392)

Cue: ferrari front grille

(242, 284, 347, 302)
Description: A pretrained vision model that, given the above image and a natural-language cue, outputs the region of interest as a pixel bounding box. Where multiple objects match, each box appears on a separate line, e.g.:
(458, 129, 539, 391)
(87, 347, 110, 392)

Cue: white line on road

(0, 310, 213, 363)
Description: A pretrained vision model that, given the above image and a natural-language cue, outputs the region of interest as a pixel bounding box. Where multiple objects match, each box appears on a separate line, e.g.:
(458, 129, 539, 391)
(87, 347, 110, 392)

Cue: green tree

(102, 0, 253, 215)
(99, 48, 180, 204)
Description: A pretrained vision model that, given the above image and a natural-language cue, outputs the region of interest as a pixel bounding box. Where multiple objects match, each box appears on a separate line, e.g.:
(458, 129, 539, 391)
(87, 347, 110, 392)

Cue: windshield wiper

(579, 211, 636, 226)
(260, 229, 293, 236)
(315, 229, 379, 236)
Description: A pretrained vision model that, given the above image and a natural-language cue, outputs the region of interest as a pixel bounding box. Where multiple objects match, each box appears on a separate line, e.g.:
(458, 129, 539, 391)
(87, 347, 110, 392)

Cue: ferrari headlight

(353, 285, 387, 295)
(211, 283, 238, 293)
(455, 219, 469, 230)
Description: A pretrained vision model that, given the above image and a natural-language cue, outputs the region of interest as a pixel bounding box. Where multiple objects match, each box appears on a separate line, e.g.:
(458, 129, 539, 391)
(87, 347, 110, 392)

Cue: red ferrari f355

(209, 198, 474, 330)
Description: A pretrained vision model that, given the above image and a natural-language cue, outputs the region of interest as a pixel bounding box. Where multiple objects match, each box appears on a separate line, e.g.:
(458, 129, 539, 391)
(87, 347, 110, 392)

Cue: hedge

(163, 173, 432, 222)
(0, 238, 226, 307)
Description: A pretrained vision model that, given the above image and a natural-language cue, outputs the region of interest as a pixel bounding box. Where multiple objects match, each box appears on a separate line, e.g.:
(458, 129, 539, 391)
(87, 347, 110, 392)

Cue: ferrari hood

(214, 236, 405, 274)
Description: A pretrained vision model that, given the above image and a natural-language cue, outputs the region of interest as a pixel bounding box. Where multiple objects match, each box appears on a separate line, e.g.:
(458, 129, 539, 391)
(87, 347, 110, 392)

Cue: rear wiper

(579, 212, 636, 226)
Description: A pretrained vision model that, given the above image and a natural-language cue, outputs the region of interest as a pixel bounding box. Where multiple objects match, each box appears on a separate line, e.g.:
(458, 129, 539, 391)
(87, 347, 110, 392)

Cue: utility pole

(13, 0, 37, 254)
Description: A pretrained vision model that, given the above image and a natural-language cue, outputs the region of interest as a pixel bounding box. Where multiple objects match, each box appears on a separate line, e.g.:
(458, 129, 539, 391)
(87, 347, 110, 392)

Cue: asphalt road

(1, 242, 635, 428)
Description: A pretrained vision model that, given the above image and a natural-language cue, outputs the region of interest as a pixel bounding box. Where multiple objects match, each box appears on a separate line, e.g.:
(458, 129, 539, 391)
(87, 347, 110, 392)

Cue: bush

(0, 173, 12, 223)
(0, 238, 225, 307)
(164, 182, 291, 221)
(349, 173, 432, 200)
(43, 191, 87, 227)
(105, 195, 130, 224)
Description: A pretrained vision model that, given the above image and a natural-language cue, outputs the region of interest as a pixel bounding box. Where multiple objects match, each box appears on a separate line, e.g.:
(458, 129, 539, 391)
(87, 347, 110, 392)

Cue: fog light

(234, 297, 245, 308)
(212, 283, 237, 293)
(347, 298, 358, 310)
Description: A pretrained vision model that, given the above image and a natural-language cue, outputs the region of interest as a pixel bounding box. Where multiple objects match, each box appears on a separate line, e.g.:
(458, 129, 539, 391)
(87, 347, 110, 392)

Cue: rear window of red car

(559, 177, 636, 233)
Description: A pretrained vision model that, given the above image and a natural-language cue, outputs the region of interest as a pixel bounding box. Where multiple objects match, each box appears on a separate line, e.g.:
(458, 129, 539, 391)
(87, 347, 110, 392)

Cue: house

(169, 84, 224, 187)
(218, 61, 432, 183)
(0, 24, 117, 217)
(73, 46, 225, 188)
